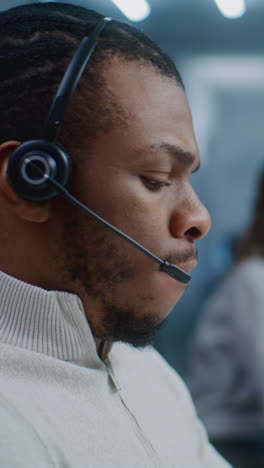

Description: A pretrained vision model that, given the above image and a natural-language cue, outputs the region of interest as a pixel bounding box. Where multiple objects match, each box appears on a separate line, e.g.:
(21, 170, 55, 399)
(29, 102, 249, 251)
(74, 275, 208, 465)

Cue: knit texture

(0, 270, 232, 467)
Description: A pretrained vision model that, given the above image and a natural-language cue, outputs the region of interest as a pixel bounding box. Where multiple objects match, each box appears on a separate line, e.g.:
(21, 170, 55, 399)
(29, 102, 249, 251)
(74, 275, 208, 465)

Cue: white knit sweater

(0, 270, 232, 468)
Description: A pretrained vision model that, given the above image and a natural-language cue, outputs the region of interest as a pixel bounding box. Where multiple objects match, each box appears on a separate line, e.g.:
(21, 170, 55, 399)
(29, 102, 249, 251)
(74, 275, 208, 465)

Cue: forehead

(102, 56, 199, 159)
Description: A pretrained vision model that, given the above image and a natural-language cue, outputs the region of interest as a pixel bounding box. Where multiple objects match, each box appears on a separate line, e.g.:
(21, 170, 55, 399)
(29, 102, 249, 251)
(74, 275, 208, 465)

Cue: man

(0, 2, 231, 467)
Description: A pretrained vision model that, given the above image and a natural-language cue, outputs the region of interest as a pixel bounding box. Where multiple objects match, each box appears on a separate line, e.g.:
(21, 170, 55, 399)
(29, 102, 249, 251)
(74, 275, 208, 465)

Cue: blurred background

(1, 0, 264, 376)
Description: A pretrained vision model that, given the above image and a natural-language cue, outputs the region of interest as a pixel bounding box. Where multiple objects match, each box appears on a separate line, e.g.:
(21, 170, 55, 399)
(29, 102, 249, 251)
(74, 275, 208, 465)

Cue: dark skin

(0, 57, 211, 346)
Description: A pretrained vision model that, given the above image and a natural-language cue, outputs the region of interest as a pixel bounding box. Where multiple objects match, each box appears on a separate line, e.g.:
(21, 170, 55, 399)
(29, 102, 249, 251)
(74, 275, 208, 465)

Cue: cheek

(83, 176, 160, 239)
(76, 168, 175, 273)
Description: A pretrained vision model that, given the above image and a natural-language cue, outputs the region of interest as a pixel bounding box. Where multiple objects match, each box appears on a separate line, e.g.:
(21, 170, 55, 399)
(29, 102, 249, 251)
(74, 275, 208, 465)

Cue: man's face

(60, 58, 211, 347)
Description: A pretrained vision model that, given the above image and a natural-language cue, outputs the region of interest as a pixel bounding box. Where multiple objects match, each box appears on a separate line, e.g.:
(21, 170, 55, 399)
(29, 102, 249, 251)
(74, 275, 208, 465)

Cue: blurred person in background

(186, 168, 264, 468)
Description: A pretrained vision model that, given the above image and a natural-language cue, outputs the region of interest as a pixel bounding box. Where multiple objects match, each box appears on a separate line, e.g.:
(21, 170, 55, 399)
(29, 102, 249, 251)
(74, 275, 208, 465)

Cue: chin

(155, 287, 186, 317)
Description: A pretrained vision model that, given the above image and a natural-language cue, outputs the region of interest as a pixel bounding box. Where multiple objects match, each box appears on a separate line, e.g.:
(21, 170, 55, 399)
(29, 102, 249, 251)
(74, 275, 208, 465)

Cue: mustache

(164, 245, 198, 265)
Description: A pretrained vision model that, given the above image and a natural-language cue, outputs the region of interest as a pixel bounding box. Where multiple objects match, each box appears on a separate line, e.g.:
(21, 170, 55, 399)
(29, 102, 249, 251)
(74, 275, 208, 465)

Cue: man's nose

(169, 191, 211, 242)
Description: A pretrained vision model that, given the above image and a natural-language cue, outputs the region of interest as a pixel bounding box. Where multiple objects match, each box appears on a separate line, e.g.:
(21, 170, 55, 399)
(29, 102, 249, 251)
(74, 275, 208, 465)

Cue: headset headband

(44, 16, 111, 142)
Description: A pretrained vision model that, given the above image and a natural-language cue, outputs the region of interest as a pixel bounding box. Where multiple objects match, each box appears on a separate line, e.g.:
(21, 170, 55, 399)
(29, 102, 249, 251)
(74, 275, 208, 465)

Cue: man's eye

(141, 177, 171, 191)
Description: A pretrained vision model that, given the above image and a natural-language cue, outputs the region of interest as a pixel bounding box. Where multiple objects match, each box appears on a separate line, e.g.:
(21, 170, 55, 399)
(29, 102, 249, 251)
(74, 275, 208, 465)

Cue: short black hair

(0, 2, 184, 155)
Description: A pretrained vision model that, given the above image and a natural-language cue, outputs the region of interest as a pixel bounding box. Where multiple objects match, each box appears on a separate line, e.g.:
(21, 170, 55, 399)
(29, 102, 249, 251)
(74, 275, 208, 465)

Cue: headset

(7, 17, 110, 202)
(6, 16, 191, 284)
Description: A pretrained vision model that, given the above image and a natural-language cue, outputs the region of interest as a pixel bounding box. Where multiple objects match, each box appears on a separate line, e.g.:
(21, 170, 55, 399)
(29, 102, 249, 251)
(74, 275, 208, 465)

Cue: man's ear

(0, 141, 50, 223)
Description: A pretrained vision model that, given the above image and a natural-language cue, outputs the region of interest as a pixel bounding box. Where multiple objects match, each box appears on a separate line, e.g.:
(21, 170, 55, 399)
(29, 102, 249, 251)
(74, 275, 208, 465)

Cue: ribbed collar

(0, 270, 111, 367)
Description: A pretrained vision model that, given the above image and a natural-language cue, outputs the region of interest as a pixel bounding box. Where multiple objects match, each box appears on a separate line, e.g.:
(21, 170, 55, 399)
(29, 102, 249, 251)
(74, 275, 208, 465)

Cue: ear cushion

(7, 140, 72, 201)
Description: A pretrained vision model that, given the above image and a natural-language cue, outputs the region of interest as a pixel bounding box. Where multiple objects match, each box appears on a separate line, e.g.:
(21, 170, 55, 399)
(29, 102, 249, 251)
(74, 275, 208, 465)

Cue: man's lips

(177, 258, 198, 273)
(164, 246, 198, 274)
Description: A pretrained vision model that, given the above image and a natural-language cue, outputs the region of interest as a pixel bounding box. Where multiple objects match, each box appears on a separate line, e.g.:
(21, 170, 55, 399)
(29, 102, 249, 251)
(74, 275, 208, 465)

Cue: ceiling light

(214, 0, 246, 19)
(111, 0, 151, 22)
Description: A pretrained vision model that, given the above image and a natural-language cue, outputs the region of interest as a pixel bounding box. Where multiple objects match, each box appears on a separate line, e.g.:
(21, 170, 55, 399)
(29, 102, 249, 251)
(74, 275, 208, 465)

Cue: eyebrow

(145, 142, 200, 173)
